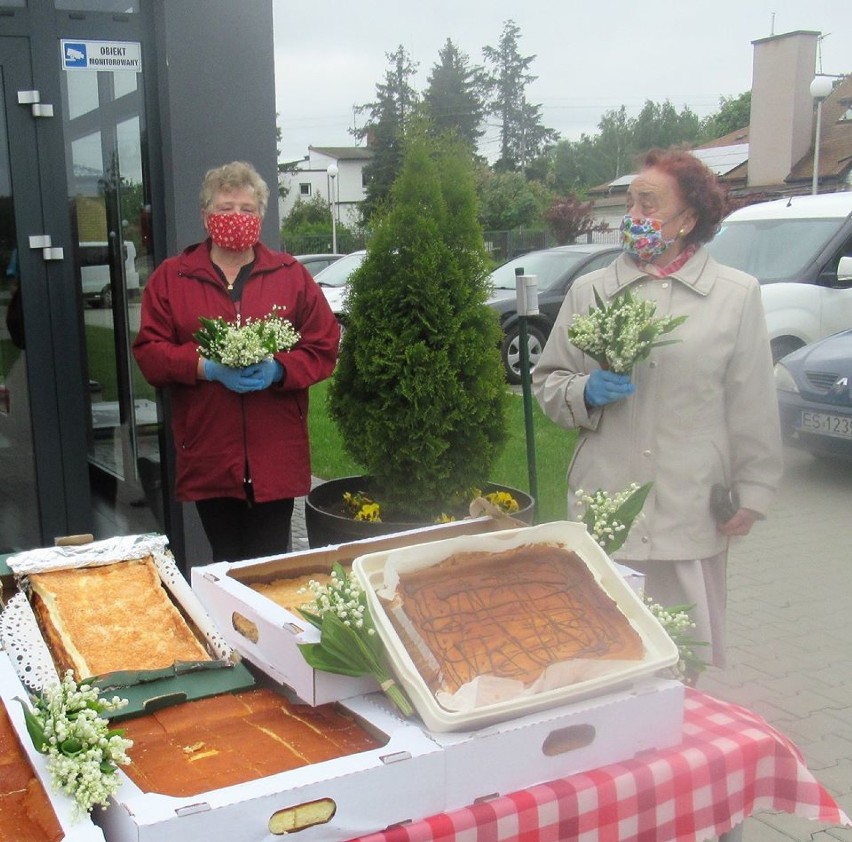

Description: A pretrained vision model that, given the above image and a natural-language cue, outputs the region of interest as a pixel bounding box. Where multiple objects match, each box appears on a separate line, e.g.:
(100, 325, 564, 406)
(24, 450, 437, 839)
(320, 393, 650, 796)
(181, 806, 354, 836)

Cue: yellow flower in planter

(484, 490, 519, 513)
(343, 491, 382, 522)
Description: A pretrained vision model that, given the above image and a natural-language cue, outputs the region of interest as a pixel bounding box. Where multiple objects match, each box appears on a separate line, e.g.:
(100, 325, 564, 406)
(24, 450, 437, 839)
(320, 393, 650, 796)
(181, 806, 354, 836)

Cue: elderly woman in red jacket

(133, 161, 339, 564)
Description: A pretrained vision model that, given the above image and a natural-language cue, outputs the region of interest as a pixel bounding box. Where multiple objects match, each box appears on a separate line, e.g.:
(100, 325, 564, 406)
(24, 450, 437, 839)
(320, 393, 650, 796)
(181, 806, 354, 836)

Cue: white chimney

(748, 30, 820, 187)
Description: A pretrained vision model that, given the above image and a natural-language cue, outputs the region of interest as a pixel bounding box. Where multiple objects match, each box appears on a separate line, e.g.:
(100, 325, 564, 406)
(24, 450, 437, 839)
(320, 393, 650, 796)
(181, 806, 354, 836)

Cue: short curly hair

(199, 161, 269, 218)
(641, 148, 726, 246)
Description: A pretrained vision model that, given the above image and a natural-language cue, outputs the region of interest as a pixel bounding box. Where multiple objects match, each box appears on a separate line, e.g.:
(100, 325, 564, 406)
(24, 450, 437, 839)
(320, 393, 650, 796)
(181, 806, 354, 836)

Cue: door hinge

(17, 90, 54, 118)
(29, 235, 64, 261)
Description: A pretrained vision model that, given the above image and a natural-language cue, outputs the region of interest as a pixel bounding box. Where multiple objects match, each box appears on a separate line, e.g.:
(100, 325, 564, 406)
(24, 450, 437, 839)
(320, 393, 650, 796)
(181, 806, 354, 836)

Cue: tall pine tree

(423, 39, 486, 152)
(352, 45, 419, 221)
(482, 20, 557, 172)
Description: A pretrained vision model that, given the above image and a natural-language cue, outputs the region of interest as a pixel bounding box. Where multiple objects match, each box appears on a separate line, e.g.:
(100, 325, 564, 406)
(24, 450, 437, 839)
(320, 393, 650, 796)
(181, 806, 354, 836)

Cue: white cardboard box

(191, 517, 522, 706)
(94, 694, 445, 842)
(0, 650, 107, 842)
(431, 676, 684, 813)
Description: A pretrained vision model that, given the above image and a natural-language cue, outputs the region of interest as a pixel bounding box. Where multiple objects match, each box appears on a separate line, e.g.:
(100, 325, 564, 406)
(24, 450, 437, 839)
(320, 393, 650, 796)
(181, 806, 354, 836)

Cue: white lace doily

(0, 592, 60, 693)
(153, 551, 231, 661)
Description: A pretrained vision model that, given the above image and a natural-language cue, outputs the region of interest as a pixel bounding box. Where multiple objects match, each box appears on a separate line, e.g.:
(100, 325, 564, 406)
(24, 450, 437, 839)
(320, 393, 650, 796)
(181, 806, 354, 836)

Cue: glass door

(0, 41, 40, 552)
(60, 50, 161, 534)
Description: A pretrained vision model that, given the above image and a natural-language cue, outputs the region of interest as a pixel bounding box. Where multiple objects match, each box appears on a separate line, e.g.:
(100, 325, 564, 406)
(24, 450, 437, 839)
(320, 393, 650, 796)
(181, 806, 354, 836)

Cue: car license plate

(797, 411, 852, 440)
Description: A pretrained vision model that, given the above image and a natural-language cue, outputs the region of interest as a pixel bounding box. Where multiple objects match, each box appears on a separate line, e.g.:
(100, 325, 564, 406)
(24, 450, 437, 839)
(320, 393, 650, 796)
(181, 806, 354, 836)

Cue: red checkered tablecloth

(350, 689, 850, 842)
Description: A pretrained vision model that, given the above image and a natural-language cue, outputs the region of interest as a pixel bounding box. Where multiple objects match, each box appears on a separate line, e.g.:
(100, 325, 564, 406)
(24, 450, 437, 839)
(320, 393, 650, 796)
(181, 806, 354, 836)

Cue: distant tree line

(281, 19, 751, 250)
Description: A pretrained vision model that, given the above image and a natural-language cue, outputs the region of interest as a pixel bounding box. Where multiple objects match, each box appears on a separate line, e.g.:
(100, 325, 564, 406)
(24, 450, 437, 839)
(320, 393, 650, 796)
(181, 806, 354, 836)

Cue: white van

(79, 240, 140, 308)
(705, 193, 852, 361)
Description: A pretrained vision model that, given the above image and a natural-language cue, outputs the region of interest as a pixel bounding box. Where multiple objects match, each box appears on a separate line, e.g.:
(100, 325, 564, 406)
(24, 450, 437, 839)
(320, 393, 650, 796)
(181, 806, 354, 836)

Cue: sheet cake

(28, 557, 210, 680)
(386, 543, 644, 695)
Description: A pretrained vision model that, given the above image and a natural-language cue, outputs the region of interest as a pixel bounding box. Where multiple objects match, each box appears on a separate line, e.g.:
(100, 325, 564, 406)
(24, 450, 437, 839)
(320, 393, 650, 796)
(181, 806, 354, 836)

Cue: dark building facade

(0, 0, 279, 569)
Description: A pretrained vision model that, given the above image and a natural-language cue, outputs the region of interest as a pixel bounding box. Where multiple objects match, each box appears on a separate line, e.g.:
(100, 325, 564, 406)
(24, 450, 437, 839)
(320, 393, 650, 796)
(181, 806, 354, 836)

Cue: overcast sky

(273, 0, 851, 164)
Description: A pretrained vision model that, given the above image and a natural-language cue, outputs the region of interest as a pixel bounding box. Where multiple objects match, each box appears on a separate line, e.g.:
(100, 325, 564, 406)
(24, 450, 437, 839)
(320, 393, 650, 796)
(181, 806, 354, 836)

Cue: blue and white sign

(60, 40, 142, 72)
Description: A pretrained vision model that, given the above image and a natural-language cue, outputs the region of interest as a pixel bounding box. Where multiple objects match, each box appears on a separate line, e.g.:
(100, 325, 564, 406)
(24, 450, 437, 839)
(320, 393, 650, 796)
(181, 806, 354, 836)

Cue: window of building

(838, 99, 852, 122)
(299, 183, 311, 197)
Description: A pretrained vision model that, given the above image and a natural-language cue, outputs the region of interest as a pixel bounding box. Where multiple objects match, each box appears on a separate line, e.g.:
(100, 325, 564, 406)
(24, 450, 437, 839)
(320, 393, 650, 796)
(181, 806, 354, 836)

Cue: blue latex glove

(203, 359, 264, 394)
(243, 358, 284, 390)
(584, 369, 636, 407)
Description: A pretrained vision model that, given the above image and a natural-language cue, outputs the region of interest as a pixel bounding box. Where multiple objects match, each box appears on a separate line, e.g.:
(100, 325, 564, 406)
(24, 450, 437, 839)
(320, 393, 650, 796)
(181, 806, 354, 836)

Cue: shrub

(328, 133, 508, 518)
(544, 194, 610, 245)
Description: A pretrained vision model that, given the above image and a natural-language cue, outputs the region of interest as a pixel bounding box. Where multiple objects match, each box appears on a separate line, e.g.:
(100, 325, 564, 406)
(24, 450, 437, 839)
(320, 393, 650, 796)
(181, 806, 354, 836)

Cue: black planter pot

(305, 475, 535, 549)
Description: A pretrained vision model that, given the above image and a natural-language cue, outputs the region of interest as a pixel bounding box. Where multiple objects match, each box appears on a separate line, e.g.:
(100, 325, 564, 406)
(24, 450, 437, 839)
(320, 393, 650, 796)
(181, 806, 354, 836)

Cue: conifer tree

(329, 133, 508, 517)
(482, 20, 558, 172)
(352, 45, 419, 221)
(423, 39, 486, 152)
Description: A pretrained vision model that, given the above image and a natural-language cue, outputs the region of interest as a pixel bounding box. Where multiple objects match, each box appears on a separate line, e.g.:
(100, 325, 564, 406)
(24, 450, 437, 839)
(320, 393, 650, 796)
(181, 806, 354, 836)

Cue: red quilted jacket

(133, 240, 339, 503)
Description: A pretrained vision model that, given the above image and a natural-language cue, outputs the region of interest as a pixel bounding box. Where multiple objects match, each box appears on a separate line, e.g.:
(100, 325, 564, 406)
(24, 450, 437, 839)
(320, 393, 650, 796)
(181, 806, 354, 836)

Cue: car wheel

(501, 324, 547, 386)
(101, 284, 113, 309)
(771, 336, 804, 364)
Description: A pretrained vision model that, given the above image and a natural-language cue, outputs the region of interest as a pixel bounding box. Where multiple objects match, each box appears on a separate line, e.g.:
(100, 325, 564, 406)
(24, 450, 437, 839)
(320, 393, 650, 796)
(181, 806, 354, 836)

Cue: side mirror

(838, 255, 852, 284)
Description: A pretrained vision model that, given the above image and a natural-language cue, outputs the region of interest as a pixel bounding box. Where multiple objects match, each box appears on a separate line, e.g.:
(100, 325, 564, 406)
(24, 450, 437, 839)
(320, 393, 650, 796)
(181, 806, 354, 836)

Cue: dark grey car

(487, 244, 621, 384)
(775, 329, 852, 460)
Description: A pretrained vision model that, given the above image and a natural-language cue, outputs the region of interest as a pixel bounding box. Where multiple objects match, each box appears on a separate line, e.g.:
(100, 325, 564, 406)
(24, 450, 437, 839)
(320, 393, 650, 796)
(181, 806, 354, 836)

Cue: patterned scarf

(638, 244, 698, 279)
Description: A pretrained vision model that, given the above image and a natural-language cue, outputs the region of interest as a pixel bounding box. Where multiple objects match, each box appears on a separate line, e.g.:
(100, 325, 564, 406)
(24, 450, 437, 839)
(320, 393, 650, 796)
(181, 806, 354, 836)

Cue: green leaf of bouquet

(298, 607, 323, 631)
(607, 481, 653, 553)
(61, 737, 84, 757)
(331, 561, 348, 579)
(650, 338, 682, 349)
(297, 642, 367, 676)
(320, 614, 375, 671)
(16, 698, 47, 753)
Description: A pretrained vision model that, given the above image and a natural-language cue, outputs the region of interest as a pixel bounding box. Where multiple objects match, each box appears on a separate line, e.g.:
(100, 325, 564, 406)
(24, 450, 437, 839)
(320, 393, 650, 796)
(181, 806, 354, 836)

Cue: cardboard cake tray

(191, 515, 524, 706)
(412, 675, 684, 814)
(0, 648, 107, 841)
(0, 534, 255, 718)
(94, 691, 445, 842)
(352, 521, 679, 732)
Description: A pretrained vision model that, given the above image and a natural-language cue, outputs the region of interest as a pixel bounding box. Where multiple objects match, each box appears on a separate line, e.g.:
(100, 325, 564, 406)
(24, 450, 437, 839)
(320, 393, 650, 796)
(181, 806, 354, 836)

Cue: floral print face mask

(620, 214, 678, 263)
(206, 212, 261, 251)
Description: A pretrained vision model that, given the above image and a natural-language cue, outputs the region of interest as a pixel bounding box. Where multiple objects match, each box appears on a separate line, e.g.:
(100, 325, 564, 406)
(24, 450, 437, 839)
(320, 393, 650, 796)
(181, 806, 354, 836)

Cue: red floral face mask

(206, 212, 261, 251)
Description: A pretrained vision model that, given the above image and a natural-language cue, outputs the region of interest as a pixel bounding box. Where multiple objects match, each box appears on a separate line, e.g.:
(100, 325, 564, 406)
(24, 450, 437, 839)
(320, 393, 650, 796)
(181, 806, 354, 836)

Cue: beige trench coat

(533, 247, 783, 562)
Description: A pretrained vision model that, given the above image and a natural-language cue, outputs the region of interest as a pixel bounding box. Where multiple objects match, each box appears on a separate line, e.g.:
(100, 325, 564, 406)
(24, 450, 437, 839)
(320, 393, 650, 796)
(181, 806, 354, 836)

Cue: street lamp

(326, 163, 339, 253)
(810, 75, 833, 195)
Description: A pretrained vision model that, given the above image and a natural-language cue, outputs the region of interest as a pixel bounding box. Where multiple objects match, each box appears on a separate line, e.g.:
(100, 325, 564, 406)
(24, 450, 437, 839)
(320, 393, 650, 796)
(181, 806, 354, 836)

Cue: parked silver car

(313, 250, 366, 320)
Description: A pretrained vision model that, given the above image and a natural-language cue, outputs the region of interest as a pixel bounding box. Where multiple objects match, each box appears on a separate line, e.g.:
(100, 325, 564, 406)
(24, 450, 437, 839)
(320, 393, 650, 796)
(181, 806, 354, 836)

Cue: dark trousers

(195, 497, 295, 563)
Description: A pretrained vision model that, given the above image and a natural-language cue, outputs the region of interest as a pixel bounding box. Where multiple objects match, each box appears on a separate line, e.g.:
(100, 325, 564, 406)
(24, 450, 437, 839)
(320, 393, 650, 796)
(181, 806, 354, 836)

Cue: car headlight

(774, 362, 799, 394)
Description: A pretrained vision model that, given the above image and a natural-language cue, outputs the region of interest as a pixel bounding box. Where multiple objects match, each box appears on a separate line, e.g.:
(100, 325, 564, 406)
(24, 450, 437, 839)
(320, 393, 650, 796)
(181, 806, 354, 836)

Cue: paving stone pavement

(292, 448, 851, 840)
(699, 446, 852, 841)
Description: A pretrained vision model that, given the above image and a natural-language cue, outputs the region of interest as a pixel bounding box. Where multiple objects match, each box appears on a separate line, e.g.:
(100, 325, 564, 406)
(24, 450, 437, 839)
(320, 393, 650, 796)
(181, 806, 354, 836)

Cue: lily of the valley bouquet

(576, 481, 708, 682)
(568, 287, 687, 374)
(297, 562, 414, 718)
(576, 481, 653, 555)
(17, 671, 132, 816)
(194, 304, 300, 367)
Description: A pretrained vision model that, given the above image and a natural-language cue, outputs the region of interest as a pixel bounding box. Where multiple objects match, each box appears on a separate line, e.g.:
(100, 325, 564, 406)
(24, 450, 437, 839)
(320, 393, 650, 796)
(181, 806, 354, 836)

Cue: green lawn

(85, 324, 154, 402)
(308, 377, 578, 524)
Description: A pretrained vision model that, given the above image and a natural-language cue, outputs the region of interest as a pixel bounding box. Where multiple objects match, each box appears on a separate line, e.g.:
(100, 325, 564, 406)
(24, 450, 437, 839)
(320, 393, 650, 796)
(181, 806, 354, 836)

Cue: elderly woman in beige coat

(533, 148, 783, 674)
